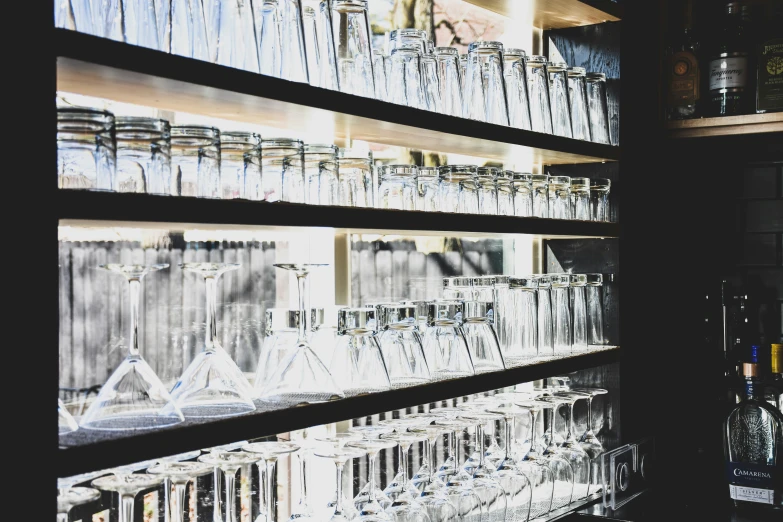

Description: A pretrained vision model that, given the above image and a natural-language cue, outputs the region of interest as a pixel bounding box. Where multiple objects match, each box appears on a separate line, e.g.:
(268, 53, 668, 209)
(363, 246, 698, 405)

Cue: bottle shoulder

(728, 398, 783, 424)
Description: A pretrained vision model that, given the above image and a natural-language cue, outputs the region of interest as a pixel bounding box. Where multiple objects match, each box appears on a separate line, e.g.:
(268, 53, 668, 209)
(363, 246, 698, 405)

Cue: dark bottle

(766, 344, 782, 411)
(708, 2, 753, 116)
(667, 0, 701, 119)
(756, 3, 783, 113)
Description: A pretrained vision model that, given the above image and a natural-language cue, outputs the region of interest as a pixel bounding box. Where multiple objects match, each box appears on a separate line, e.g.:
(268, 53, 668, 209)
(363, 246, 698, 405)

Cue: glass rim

(57, 106, 114, 120)
(570, 274, 587, 286)
(338, 148, 373, 160)
(586, 72, 607, 81)
(546, 61, 568, 71)
(477, 166, 500, 178)
(567, 66, 587, 76)
(527, 55, 547, 64)
(261, 137, 304, 149)
(548, 175, 571, 185)
(531, 174, 550, 183)
(391, 45, 422, 56)
(417, 166, 439, 177)
(171, 125, 220, 138)
(115, 116, 170, 134)
(434, 47, 459, 55)
(585, 273, 603, 285)
(221, 131, 261, 148)
(304, 144, 339, 154)
(331, 0, 368, 8)
(504, 48, 527, 58)
(390, 28, 427, 38)
(590, 177, 611, 188)
(513, 172, 533, 182)
(509, 276, 537, 289)
(379, 164, 418, 177)
(468, 41, 504, 52)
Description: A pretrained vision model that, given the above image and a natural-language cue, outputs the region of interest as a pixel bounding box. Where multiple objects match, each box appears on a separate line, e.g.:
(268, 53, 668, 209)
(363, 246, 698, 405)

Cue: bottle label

(727, 462, 778, 504)
(757, 38, 783, 112)
(669, 51, 700, 105)
(709, 55, 748, 91)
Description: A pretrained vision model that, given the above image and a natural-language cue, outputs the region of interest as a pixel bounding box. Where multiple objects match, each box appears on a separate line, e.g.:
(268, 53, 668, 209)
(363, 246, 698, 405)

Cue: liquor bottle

(767, 344, 782, 411)
(756, 3, 783, 113)
(724, 362, 783, 509)
(708, 2, 753, 116)
(666, 0, 701, 119)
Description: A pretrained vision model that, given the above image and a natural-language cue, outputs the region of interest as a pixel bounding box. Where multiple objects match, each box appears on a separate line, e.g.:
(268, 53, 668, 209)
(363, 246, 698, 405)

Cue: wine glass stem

(128, 278, 141, 356)
(401, 443, 411, 489)
(428, 439, 437, 484)
(529, 410, 538, 452)
(299, 452, 309, 508)
(585, 397, 594, 439)
(368, 452, 377, 502)
(334, 462, 345, 517)
(567, 403, 574, 441)
(164, 478, 171, 522)
(549, 407, 557, 447)
(170, 482, 188, 522)
(265, 459, 278, 522)
(225, 468, 238, 522)
(213, 468, 223, 522)
(205, 276, 218, 350)
(119, 493, 136, 522)
(476, 425, 485, 468)
(296, 273, 308, 344)
(504, 417, 514, 460)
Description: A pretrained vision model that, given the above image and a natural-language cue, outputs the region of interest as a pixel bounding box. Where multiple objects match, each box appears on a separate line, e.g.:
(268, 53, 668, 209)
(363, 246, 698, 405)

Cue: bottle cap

(772, 344, 782, 374)
(741, 363, 758, 378)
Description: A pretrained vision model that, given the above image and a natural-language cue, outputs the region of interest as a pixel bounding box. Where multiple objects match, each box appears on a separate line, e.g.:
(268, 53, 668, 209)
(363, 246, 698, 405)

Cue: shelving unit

(666, 113, 783, 138)
(462, 0, 622, 29)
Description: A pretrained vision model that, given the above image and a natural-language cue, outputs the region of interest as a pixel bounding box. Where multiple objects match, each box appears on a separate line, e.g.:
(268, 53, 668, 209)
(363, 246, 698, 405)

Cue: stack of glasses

(56, 1, 612, 143)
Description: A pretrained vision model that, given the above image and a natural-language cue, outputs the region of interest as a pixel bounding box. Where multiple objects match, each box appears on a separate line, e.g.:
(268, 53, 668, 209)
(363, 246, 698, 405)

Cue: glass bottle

(220, 131, 261, 200)
(115, 117, 171, 195)
(755, 3, 783, 113)
(416, 166, 439, 212)
(261, 138, 306, 203)
(57, 107, 115, 191)
(666, 0, 701, 119)
(477, 166, 499, 215)
(708, 2, 753, 116)
(304, 144, 338, 205)
(497, 171, 514, 216)
(512, 172, 533, 217)
(378, 165, 418, 210)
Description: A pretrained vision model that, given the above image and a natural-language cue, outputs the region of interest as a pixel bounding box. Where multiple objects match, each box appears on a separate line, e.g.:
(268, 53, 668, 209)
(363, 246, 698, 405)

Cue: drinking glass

(171, 125, 221, 198)
(315, 448, 368, 522)
(438, 165, 479, 214)
(590, 178, 611, 222)
(347, 439, 398, 521)
(534, 275, 554, 357)
(431, 417, 471, 480)
(287, 432, 317, 522)
(303, 1, 339, 89)
(513, 401, 555, 518)
(456, 412, 507, 522)
(330, 307, 392, 396)
(547, 62, 573, 138)
(570, 274, 588, 352)
(117, 0, 164, 49)
(373, 50, 390, 101)
(349, 424, 395, 440)
(488, 276, 511, 358)
(476, 167, 499, 215)
(389, 45, 426, 109)
(57, 107, 115, 191)
(585, 73, 611, 144)
(511, 173, 532, 217)
(376, 304, 431, 388)
(58, 487, 101, 522)
(496, 171, 514, 216)
(304, 144, 338, 205)
(380, 431, 431, 522)
(220, 131, 261, 200)
(421, 53, 442, 113)
(147, 462, 213, 522)
(80, 264, 184, 429)
(423, 300, 475, 381)
(378, 165, 418, 210)
(442, 276, 471, 301)
(585, 274, 605, 346)
(216, 0, 260, 72)
(416, 167, 439, 212)
(254, 308, 300, 396)
(570, 387, 608, 494)
(388, 29, 427, 54)
(462, 301, 505, 374)
(243, 442, 301, 522)
(92, 475, 164, 522)
(525, 56, 553, 134)
(59, 399, 78, 435)
(553, 392, 592, 500)
(338, 151, 374, 207)
(549, 274, 572, 356)
(407, 425, 459, 522)
(115, 117, 172, 195)
(463, 41, 509, 125)
(198, 451, 260, 522)
(459, 54, 467, 91)
(503, 49, 532, 131)
(331, 0, 375, 98)
(312, 305, 341, 367)
(567, 67, 591, 141)
(55, 0, 85, 32)
(535, 396, 577, 509)
(548, 175, 571, 220)
(261, 138, 306, 203)
(260, 264, 344, 403)
(254, 0, 309, 82)
(171, 0, 210, 59)
(434, 47, 463, 117)
(570, 177, 591, 221)
(531, 174, 548, 218)
(505, 276, 538, 365)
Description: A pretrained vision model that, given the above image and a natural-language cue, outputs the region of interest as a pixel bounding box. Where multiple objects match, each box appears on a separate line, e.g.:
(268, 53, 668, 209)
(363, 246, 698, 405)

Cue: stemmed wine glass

(554, 391, 593, 500)
(59, 399, 78, 434)
(408, 423, 459, 522)
(288, 431, 317, 522)
(513, 400, 555, 519)
(147, 461, 213, 522)
(314, 447, 368, 522)
(315, 432, 363, 520)
(242, 442, 301, 522)
(198, 451, 260, 522)
(571, 387, 608, 494)
(170, 263, 256, 417)
(534, 397, 575, 511)
(456, 412, 507, 522)
(430, 418, 483, 522)
(260, 264, 344, 403)
(92, 474, 165, 522)
(347, 439, 398, 520)
(380, 430, 429, 510)
(350, 425, 395, 509)
(58, 487, 100, 522)
(80, 264, 184, 430)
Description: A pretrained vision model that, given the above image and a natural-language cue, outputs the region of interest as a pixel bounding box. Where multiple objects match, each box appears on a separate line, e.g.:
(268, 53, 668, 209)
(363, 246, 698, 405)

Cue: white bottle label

(709, 56, 748, 91)
(729, 485, 775, 504)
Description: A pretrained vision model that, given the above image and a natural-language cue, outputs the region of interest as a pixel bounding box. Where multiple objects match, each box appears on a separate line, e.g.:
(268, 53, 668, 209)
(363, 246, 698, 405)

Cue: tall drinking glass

(590, 178, 611, 222)
(262, 138, 306, 203)
(305, 144, 339, 205)
(421, 52, 442, 113)
(547, 62, 573, 138)
(464, 41, 509, 125)
(586, 73, 610, 144)
(438, 165, 479, 214)
(331, 0, 375, 98)
(525, 56, 553, 134)
(423, 300, 475, 381)
(535, 275, 554, 357)
(503, 49, 532, 130)
(548, 175, 571, 220)
(570, 274, 588, 352)
(378, 165, 418, 210)
(388, 29, 427, 54)
(434, 47, 463, 117)
(171, 0, 210, 59)
(171, 125, 221, 198)
(220, 131, 261, 200)
(338, 151, 374, 207)
(389, 45, 426, 110)
(215, 0, 260, 72)
(585, 274, 605, 346)
(255, 0, 309, 83)
(417, 167, 439, 212)
(570, 177, 591, 221)
(303, 1, 339, 89)
(550, 274, 572, 356)
(506, 276, 538, 364)
(567, 67, 591, 140)
(330, 307, 392, 395)
(57, 107, 115, 191)
(115, 117, 172, 195)
(476, 167, 499, 215)
(497, 171, 514, 216)
(512, 173, 533, 217)
(373, 50, 390, 101)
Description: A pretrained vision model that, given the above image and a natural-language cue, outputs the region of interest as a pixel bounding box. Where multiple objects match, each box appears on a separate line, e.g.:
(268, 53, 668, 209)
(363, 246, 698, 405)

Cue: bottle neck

(744, 376, 761, 400)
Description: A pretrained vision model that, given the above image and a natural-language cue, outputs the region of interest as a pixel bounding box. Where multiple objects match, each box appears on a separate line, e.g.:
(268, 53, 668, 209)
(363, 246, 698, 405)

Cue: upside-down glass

(585, 274, 605, 346)
(388, 28, 427, 54)
(115, 117, 172, 195)
(513, 401, 555, 518)
(570, 177, 591, 221)
(548, 175, 571, 220)
(423, 300, 475, 381)
(92, 475, 165, 522)
(254, 308, 300, 396)
(338, 151, 374, 207)
(198, 451, 259, 522)
(555, 391, 593, 500)
(476, 167, 499, 215)
(586, 73, 611, 144)
(147, 462, 213, 522)
(505, 276, 538, 365)
(347, 439, 397, 521)
(570, 387, 609, 494)
(312, 305, 341, 367)
(262, 138, 306, 203)
(379, 165, 418, 210)
(389, 45, 426, 109)
(305, 144, 339, 205)
(442, 276, 471, 301)
(491, 276, 512, 356)
(525, 56, 553, 134)
(570, 274, 588, 352)
(59, 399, 78, 434)
(459, 54, 467, 91)
(171, 125, 221, 198)
(464, 41, 509, 125)
(531, 174, 548, 218)
(57, 107, 115, 191)
(381, 431, 431, 522)
(462, 301, 505, 374)
(550, 274, 572, 356)
(535, 275, 554, 357)
(511, 173, 533, 217)
(254, 0, 309, 83)
(373, 50, 390, 101)
(457, 412, 507, 522)
(111, 0, 164, 49)
(220, 131, 261, 200)
(439, 165, 479, 214)
(567, 67, 591, 141)
(330, 307, 392, 395)
(590, 178, 611, 222)
(215, 0, 260, 72)
(303, 1, 340, 89)
(535, 397, 576, 511)
(416, 167, 439, 212)
(421, 52, 442, 113)
(315, 447, 368, 522)
(331, 0, 375, 98)
(57, 487, 101, 522)
(407, 424, 459, 522)
(434, 47, 463, 117)
(243, 442, 301, 522)
(376, 304, 431, 388)
(503, 49, 532, 130)
(171, 0, 210, 59)
(496, 171, 514, 216)
(547, 62, 573, 138)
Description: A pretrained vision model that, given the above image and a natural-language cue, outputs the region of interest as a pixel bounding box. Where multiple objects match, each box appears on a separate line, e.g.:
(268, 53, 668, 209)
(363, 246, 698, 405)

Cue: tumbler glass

(586, 73, 610, 144)
(512, 173, 533, 217)
(434, 47, 463, 117)
(507, 276, 538, 364)
(331, 307, 392, 395)
(388, 28, 427, 54)
(442, 276, 472, 301)
(547, 62, 573, 138)
(119, 0, 164, 50)
(389, 45, 426, 110)
(477, 167, 499, 215)
(585, 274, 605, 346)
(531, 174, 549, 218)
(337, 151, 374, 207)
(421, 52, 442, 113)
(535, 275, 554, 356)
(590, 178, 611, 222)
(373, 50, 390, 101)
(462, 301, 506, 374)
(550, 274, 572, 355)
(438, 165, 479, 214)
(262, 138, 306, 203)
(303, 1, 339, 89)
(464, 41, 509, 125)
(459, 54, 468, 91)
(525, 56, 553, 134)
(220, 131, 261, 200)
(171, 0, 210, 59)
(375, 303, 431, 388)
(567, 67, 591, 141)
(255, 0, 309, 82)
(423, 300, 475, 380)
(57, 107, 115, 191)
(492, 276, 512, 354)
(570, 274, 588, 352)
(378, 165, 418, 210)
(171, 126, 220, 198)
(497, 171, 514, 216)
(331, 0, 375, 98)
(570, 177, 591, 221)
(503, 49, 532, 131)
(305, 144, 338, 205)
(216, 0, 260, 72)
(417, 167, 439, 212)
(115, 117, 171, 195)
(547, 175, 571, 220)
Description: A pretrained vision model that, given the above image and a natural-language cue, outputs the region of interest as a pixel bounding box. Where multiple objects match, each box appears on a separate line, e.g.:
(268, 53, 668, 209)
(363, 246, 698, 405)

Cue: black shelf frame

(58, 347, 620, 477)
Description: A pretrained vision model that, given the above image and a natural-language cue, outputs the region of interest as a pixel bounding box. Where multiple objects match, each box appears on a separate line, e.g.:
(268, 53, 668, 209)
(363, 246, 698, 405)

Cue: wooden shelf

(55, 29, 619, 166)
(58, 346, 620, 477)
(463, 0, 621, 29)
(666, 113, 783, 138)
(56, 191, 619, 238)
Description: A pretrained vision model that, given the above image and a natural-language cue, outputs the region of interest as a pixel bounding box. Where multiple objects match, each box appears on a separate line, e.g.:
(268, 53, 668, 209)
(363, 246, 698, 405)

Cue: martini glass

(380, 431, 431, 522)
(512, 400, 555, 518)
(554, 392, 592, 500)
(58, 487, 101, 522)
(408, 424, 459, 522)
(243, 442, 301, 522)
(571, 387, 608, 494)
(59, 399, 78, 434)
(171, 263, 256, 417)
(148, 461, 213, 522)
(314, 447, 368, 522)
(92, 474, 165, 522)
(457, 412, 507, 522)
(260, 264, 344, 404)
(347, 439, 398, 519)
(80, 264, 184, 430)
(350, 425, 395, 510)
(534, 397, 574, 511)
(198, 451, 260, 522)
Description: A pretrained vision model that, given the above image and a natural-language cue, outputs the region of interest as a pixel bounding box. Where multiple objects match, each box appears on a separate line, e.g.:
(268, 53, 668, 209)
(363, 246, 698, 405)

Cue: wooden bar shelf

(463, 0, 622, 29)
(666, 113, 783, 138)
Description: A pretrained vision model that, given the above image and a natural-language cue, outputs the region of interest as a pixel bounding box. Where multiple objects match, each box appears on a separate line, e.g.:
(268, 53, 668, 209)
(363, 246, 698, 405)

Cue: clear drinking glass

(346, 439, 398, 521)
(457, 412, 507, 522)
(423, 300, 475, 381)
(531, 174, 549, 218)
(59, 399, 78, 435)
(590, 178, 611, 222)
(570, 177, 591, 221)
(407, 425, 459, 522)
(503, 49, 532, 130)
(171, 0, 210, 59)
(220, 131, 261, 200)
(388, 29, 427, 53)
(535, 275, 554, 357)
(586, 72, 611, 144)
(567, 67, 591, 141)
(381, 431, 431, 522)
(547, 62, 573, 138)
(216, 0, 260, 72)
(376, 304, 431, 388)
(416, 167, 439, 212)
(438, 165, 479, 214)
(58, 487, 101, 522)
(496, 171, 514, 216)
(147, 462, 213, 522)
(434, 47, 463, 117)
(338, 151, 374, 207)
(459, 54, 467, 91)
(92, 475, 165, 522)
(476, 167, 499, 215)
(421, 52, 442, 113)
(525, 56, 553, 134)
(303, 1, 339, 89)
(570, 274, 588, 352)
(570, 387, 609, 494)
(315, 448, 368, 522)
(254, 0, 309, 82)
(513, 401, 555, 518)
(490, 276, 512, 359)
(550, 274, 572, 356)
(585, 274, 605, 346)
(117, 0, 164, 50)
(198, 451, 260, 522)
(115, 117, 172, 195)
(242, 442, 301, 522)
(262, 138, 306, 203)
(463, 41, 509, 125)
(534, 397, 575, 511)
(253, 308, 300, 397)
(505, 276, 538, 365)
(554, 392, 592, 500)
(389, 45, 426, 109)
(511, 173, 533, 217)
(331, 0, 375, 98)
(548, 175, 571, 220)
(330, 307, 392, 396)
(57, 107, 115, 191)
(311, 305, 341, 367)
(378, 165, 418, 210)
(305, 144, 338, 205)
(373, 50, 390, 101)
(171, 125, 221, 198)
(462, 301, 505, 374)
